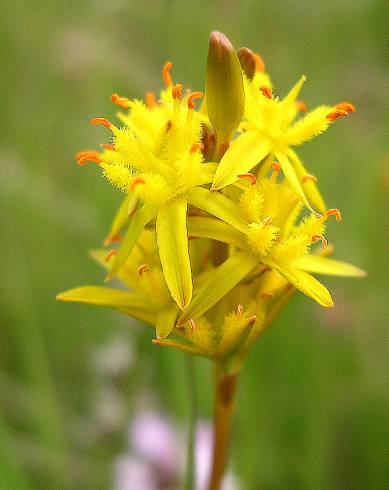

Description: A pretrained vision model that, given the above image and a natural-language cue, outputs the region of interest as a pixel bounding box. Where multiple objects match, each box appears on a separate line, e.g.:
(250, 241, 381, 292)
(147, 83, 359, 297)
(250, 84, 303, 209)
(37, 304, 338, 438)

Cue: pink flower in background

(114, 411, 240, 490)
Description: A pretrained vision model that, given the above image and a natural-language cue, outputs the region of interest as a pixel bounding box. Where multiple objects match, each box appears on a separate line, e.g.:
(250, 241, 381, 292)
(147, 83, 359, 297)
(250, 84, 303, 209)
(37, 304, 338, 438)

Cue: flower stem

(208, 361, 238, 490)
(184, 355, 197, 490)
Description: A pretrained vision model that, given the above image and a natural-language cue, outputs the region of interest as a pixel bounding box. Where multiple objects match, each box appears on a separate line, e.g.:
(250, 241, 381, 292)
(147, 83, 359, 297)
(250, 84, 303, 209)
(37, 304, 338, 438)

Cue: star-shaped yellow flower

(212, 63, 355, 214)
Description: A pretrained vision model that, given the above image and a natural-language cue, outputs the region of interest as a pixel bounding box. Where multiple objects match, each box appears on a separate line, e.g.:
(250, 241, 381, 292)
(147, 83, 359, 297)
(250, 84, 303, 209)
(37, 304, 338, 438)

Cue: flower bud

(237, 47, 256, 81)
(206, 31, 245, 155)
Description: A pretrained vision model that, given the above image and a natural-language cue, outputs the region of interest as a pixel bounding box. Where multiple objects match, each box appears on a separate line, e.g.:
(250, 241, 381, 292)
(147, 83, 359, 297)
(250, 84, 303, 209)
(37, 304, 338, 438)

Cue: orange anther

(172, 83, 183, 100)
(190, 143, 202, 153)
(130, 176, 146, 191)
(271, 161, 281, 172)
(90, 117, 113, 129)
(138, 264, 151, 275)
(326, 208, 342, 222)
(187, 91, 204, 109)
(301, 173, 318, 184)
(77, 153, 102, 166)
(104, 234, 122, 246)
(335, 102, 356, 113)
(326, 109, 348, 121)
(75, 149, 99, 161)
(162, 61, 173, 87)
(261, 293, 273, 300)
(105, 249, 118, 262)
(312, 234, 328, 249)
(237, 304, 244, 315)
(101, 143, 114, 151)
(145, 91, 157, 108)
(259, 85, 272, 99)
(295, 100, 308, 112)
(253, 52, 266, 72)
(263, 216, 273, 226)
(111, 93, 130, 109)
(237, 173, 257, 185)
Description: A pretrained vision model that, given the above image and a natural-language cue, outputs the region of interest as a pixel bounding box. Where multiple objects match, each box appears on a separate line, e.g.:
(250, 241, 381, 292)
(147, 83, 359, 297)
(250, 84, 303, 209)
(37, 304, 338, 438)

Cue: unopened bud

(237, 47, 256, 81)
(206, 31, 245, 156)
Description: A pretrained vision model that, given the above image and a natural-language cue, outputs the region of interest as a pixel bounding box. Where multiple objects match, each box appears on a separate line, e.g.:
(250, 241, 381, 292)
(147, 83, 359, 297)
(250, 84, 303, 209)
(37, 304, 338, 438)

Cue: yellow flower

(211, 60, 356, 213)
(75, 63, 249, 310)
(183, 169, 365, 316)
(59, 32, 365, 369)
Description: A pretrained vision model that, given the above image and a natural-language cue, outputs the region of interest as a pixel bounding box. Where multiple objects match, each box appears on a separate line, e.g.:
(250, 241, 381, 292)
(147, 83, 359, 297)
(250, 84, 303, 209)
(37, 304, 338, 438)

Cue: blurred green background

(1, 0, 388, 488)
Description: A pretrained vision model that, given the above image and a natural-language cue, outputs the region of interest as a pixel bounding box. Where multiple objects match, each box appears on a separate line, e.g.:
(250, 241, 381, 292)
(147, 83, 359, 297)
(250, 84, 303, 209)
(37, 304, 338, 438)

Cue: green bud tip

(206, 31, 245, 155)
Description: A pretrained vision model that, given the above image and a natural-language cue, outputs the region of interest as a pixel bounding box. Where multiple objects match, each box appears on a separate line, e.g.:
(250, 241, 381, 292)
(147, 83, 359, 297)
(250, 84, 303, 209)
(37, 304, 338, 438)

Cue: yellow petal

(187, 187, 248, 234)
(156, 305, 179, 339)
(280, 75, 307, 127)
(56, 286, 154, 323)
(286, 148, 326, 214)
(218, 314, 256, 359)
(152, 338, 208, 358)
(282, 105, 332, 146)
(104, 194, 132, 245)
(156, 200, 193, 310)
(187, 216, 247, 248)
(179, 251, 258, 321)
(293, 256, 366, 277)
(108, 205, 156, 280)
(268, 262, 334, 307)
(195, 163, 218, 185)
(282, 75, 306, 107)
(212, 131, 271, 190)
(274, 150, 315, 214)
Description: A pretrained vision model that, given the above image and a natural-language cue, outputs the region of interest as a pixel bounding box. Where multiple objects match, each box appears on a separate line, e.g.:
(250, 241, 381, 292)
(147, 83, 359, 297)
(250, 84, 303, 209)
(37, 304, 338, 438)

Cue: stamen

(312, 234, 328, 249)
(75, 149, 99, 161)
(253, 52, 265, 72)
(105, 249, 118, 262)
(263, 216, 273, 226)
(77, 154, 102, 166)
(326, 208, 342, 222)
(190, 143, 202, 153)
(172, 83, 183, 100)
(101, 143, 114, 151)
(104, 234, 122, 246)
(326, 109, 348, 121)
(237, 304, 244, 315)
(248, 315, 257, 326)
(162, 61, 173, 87)
(189, 318, 196, 333)
(130, 176, 146, 191)
(145, 91, 157, 108)
(111, 93, 130, 109)
(90, 118, 113, 129)
(261, 293, 273, 300)
(237, 173, 257, 186)
(335, 102, 356, 113)
(187, 91, 204, 109)
(271, 161, 281, 172)
(259, 85, 272, 99)
(295, 100, 308, 112)
(138, 264, 151, 275)
(301, 173, 318, 183)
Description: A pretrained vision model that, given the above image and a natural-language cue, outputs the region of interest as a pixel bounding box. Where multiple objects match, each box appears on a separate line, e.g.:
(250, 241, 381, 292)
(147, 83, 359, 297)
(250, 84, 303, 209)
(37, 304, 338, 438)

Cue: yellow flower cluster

(58, 32, 364, 372)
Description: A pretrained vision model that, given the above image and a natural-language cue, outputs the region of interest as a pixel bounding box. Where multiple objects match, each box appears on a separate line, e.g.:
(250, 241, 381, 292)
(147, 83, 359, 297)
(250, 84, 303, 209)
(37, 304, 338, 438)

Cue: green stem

(184, 355, 197, 490)
(208, 362, 238, 490)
